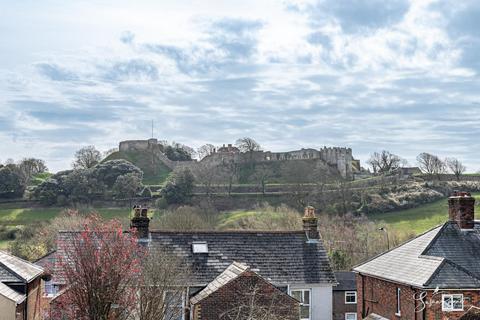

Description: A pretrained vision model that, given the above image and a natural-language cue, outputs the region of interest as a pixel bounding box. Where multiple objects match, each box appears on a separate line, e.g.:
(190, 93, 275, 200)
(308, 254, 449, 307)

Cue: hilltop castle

(119, 139, 360, 178)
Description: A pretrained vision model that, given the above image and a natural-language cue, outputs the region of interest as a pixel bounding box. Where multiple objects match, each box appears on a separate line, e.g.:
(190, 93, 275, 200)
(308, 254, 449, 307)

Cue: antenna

(151, 119, 154, 138)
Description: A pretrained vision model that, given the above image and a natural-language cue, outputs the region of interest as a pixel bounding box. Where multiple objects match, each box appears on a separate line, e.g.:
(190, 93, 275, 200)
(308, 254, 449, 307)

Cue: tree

(235, 137, 261, 153)
(367, 150, 402, 174)
(0, 167, 24, 198)
(113, 173, 143, 199)
(64, 169, 105, 204)
(16, 158, 48, 185)
(72, 146, 102, 169)
(160, 168, 195, 205)
(90, 160, 143, 188)
(53, 216, 142, 320)
(197, 144, 216, 160)
(416, 152, 445, 176)
(137, 247, 190, 320)
(446, 157, 466, 181)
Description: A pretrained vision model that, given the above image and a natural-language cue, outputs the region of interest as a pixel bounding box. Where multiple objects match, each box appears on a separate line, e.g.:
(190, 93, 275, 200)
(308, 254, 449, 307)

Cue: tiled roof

(0, 282, 25, 304)
(0, 251, 43, 283)
(190, 261, 249, 304)
(354, 221, 480, 289)
(334, 271, 356, 291)
(148, 230, 336, 286)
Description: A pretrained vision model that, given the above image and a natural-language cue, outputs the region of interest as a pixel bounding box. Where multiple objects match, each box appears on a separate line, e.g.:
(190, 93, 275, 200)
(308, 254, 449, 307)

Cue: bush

(0, 167, 24, 198)
(152, 206, 210, 231)
(112, 173, 143, 199)
(91, 160, 143, 188)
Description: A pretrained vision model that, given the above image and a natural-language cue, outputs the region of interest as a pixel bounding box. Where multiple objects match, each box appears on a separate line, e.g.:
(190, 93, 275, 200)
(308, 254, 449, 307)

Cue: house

(333, 272, 357, 320)
(354, 191, 480, 320)
(43, 206, 336, 320)
(190, 261, 300, 319)
(0, 251, 44, 320)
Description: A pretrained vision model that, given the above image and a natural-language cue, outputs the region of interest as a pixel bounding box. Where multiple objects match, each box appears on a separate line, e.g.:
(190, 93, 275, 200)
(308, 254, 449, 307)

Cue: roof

(0, 251, 43, 283)
(54, 229, 336, 286)
(354, 221, 480, 289)
(334, 272, 356, 291)
(0, 282, 25, 304)
(190, 261, 249, 304)
(147, 230, 336, 286)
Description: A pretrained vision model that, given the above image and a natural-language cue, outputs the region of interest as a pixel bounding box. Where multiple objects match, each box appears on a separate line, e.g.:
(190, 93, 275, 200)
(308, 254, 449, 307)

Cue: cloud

(120, 30, 135, 44)
(35, 63, 79, 81)
(102, 59, 159, 81)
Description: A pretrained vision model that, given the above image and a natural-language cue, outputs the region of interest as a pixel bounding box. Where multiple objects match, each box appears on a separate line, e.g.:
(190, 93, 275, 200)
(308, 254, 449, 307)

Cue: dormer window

(192, 242, 208, 254)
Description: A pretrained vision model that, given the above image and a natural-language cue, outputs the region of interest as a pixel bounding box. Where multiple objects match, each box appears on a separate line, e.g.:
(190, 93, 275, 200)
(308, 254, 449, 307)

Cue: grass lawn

(371, 193, 480, 235)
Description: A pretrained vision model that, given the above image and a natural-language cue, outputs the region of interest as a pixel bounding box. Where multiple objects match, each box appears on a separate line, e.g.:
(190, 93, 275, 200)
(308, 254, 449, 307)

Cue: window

(345, 313, 357, 320)
(192, 241, 208, 253)
(164, 291, 184, 320)
(44, 279, 58, 297)
(442, 294, 464, 311)
(396, 288, 401, 316)
(291, 289, 311, 320)
(345, 291, 357, 304)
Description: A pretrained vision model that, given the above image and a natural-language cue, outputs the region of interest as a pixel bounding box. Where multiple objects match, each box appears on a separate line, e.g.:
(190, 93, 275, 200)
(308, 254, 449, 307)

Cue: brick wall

(27, 278, 43, 320)
(356, 274, 424, 320)
(192, 271, 299, 320)
(357, 274, 480, 320)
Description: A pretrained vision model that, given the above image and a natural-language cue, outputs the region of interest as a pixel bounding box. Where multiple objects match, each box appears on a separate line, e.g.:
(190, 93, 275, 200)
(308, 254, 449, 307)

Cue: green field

(371, 193, 480, 234)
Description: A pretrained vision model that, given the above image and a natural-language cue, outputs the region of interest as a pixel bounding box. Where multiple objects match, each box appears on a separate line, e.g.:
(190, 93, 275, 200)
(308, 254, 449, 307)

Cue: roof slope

(190, 261, 249, 304)
(334, 271, 356, 291)
(0, 282, 25, 304)
(354, 221, 480, 289)
(148, 230, 336, 286)
(0, 251, 43, 283)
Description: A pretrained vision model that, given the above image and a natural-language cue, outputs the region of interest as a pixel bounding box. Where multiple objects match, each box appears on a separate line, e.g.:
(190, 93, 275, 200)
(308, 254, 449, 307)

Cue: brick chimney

(448, 191, 475, 229)
(130, 205, 150, 239)
(303, 206, 320, 242)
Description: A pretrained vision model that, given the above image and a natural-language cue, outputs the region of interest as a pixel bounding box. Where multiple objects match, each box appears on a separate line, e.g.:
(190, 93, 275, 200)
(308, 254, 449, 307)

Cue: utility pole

(151, 119, 154, 138)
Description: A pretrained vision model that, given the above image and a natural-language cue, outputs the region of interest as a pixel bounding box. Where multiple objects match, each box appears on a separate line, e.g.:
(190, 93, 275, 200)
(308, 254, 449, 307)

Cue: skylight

(192, 242, 208, 254)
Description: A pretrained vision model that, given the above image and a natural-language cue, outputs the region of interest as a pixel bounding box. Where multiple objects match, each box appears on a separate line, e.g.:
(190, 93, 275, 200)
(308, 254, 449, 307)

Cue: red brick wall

(356, 274, 424, 320)
(193, 271, 299, 320)
(357, 274, 480, 320)
(424, 290, 480, 320)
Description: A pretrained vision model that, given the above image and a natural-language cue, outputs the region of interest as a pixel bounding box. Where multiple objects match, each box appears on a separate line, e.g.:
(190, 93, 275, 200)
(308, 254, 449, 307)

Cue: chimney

(130, 205, 150, 240)
(303, 206, 320, 242)
(448, 191, 475, 229)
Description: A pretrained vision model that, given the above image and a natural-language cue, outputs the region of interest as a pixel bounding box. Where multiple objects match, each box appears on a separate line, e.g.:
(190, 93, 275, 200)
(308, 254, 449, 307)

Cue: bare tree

(416, 152, 446, 176)
(197, 144, 216, 160)
(219, 278, 298, 320)
(136, 247, 190, 320)
(72, 145, 102, 169)
(235, 137, 261, 153)
(446, 157, 466, 181)
(16, 158, 48, 185)
(367, 150, 402, 174)
(192, 162, 219, 198)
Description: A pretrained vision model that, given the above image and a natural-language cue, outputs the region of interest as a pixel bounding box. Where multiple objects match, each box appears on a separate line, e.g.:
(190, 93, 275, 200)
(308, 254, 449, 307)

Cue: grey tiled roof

(334, 271, 356, 291)
(148, 230, 336, 286)
(0, 282, 25, 304)
(354, 221, 480, 289)
(0, 251, 43, 283)
(190, 261, 249, 305)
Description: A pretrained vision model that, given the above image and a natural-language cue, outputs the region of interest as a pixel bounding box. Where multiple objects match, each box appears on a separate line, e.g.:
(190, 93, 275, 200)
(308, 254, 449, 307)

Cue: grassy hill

(104, 150, 172, 185)
(371, 192, 480, 234)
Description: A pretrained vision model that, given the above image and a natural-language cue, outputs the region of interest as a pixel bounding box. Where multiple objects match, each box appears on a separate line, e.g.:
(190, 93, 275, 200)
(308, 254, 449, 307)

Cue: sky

(1, 0, 480, 172)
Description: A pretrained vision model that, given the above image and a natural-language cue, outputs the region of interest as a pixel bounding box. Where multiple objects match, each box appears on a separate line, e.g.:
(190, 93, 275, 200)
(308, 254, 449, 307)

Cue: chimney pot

(448, 191, 475, 229)
(131, 205, 150, 239)
(303, 206, 320, 242)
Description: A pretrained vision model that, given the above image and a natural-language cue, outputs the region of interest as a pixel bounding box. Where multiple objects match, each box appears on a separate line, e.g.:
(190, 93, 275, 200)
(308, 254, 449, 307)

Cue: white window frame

(442, 294, 464, 312)
(395, 287, 401, 316)
(43, 279, 58, 297)
(192, 241, 208, 254)
(290, 288, 311, 320)
(345, 313, 357, 320)
(345, 291, 357, 304)
(163, 290, 185, 320)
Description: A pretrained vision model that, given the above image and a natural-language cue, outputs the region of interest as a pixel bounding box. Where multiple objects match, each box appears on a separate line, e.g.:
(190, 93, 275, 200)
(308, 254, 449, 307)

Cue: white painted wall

(290, 284, 333, 320)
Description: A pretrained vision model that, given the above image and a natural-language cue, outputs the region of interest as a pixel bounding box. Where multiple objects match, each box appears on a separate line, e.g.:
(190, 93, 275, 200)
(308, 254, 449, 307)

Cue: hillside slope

(104, 150, 172, 185)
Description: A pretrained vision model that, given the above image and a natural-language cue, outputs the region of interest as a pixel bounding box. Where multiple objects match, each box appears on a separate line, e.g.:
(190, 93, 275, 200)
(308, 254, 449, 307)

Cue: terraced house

(41, 206, 336, 320)
(354, 192, 480, 320)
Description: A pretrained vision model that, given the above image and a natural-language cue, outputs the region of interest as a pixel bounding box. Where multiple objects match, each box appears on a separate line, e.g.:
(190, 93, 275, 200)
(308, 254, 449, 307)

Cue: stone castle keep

(119, 139, 360, 178)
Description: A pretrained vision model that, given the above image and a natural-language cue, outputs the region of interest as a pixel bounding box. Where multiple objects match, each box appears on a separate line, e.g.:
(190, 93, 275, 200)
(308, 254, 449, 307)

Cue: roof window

(192, 242, 208, 254)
